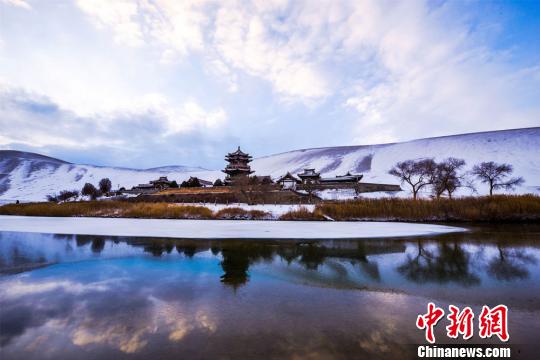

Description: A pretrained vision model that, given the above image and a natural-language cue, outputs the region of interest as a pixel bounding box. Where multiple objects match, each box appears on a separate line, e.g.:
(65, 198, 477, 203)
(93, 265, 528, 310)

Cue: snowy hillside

(251, 127, 540, 196)
(0, 128, 538, 202)
(0, 151, 221, 202)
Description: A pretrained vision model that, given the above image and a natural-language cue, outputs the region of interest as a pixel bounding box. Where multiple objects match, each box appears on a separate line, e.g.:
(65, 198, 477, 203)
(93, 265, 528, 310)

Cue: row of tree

(388, 159, 524, 199)
(48, 178, 112, 202)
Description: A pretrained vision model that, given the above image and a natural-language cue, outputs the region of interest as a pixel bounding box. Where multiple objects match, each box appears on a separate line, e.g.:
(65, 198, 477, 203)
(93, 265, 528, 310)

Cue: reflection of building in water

(220, 248, 250, 288)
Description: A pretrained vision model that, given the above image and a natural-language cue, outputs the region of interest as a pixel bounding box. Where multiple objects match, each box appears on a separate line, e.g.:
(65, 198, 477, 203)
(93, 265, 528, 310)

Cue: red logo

(479, 305, 509, 342)
(446, 305, 474, 340)
(416, 302, 445, 344)
(417, 303, 509, 343)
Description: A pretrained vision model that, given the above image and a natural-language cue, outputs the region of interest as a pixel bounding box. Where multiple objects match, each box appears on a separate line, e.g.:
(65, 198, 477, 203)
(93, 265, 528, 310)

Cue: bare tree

(81, 183, 99, 200)
(181, 177, 202, 188)
(231, 175, 259, 204)
(432, 158, 466, 199)
(98, 178, 112, 194)
(58, 190, 79, 202)
(471, 161, 524, 196)
(389, 159, 436, 200)
(302, 179, 317, 203)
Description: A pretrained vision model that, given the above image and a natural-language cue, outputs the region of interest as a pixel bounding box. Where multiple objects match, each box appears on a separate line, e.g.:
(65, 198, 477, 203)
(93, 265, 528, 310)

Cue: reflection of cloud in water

(72, 323, 150, 354)
(152, 298, 218, 344)
(0, 279, 116, 298)
(1, 228, 540, 358)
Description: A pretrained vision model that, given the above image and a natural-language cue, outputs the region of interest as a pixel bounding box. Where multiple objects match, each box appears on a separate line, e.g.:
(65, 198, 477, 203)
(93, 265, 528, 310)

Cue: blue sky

(1, 0, 539, 169)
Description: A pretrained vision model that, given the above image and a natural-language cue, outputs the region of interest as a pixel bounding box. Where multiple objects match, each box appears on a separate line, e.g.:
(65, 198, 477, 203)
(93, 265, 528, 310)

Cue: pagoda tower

(223, 146, 254, 184)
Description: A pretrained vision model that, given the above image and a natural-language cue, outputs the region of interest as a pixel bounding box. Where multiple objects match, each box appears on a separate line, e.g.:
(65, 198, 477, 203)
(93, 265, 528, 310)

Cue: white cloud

(0, 86, 228, 150)
(161, 98, 228, 134)
(339, 1, 540, 143)
(1, 0, 31, 10)
(212, 2, 330, 102)
(2, 0, 539, 166)
(76, 0, 144, 46)
(76, 0, 210, 54)
(74, 0, 331, 102)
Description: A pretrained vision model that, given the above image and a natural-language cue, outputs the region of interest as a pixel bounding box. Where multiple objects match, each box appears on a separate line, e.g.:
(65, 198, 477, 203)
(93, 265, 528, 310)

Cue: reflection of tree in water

(63, 236, 401, 288)
(359, 261, 381, 282)
(298, 244, 326, 270)
(74, 235, 106, 253)
(397, 240, 480, 286)
(142, 240, 167, 256)
(91, 238, 105, 253)
(275, 246, 299, 264)
(75, 235, 93, 247)
(220, 247, 250, 289)
(487, 243, 537, 281)
(164, 242, 174, 254)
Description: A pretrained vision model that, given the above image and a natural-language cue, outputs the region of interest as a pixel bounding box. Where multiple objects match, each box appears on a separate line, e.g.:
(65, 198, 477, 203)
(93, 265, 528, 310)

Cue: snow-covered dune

(0, 151, 222, 202)
(252, 127, 540, 195)
(0, 127, 538, 202)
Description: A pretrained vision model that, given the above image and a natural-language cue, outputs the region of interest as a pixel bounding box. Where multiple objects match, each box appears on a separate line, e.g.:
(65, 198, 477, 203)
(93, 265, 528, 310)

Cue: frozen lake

(0, 215, 465, 239)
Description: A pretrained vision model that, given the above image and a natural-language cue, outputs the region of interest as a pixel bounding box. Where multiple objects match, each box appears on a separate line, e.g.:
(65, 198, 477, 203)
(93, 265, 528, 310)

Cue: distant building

(319, 172, 363, 185)
(276, 168, 401, 194)
(223, 146, 254, 184)
(132, 176, 175, 192)
(276, 172, 301, 190)
(297, 169, 321, 184)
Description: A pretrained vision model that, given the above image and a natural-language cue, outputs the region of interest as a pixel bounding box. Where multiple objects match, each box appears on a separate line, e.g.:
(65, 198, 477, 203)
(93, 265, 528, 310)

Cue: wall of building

(298, 182, 401, 192)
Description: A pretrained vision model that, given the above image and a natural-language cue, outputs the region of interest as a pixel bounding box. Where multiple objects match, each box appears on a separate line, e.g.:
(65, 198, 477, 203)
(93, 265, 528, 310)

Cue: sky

(0, 0, 539, 170)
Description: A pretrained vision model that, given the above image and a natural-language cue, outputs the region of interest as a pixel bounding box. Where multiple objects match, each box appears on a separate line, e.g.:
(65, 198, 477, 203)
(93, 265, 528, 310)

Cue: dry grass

(214, 207, 271, 220)
(121, 203, 213, 219)
(316, 195, 540, 222)
(1, 195, 538, 222)
(0, 201, 213, 219)
(279, 207, 326, 221)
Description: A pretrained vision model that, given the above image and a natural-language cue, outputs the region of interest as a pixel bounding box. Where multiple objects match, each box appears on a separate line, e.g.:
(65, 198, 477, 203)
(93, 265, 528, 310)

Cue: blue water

(0, 226, 539, 359)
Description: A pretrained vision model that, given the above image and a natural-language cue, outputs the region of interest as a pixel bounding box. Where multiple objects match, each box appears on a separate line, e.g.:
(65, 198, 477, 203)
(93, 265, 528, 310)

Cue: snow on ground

(0, 215, 466, 239)
(177, 203, 315, 218)
(252, 127, 540, 197)
(1, 127, 538, 202)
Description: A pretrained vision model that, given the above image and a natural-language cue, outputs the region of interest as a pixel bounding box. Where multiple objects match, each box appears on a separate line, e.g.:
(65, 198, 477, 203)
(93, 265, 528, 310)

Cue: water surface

(0, 225, 539, 359)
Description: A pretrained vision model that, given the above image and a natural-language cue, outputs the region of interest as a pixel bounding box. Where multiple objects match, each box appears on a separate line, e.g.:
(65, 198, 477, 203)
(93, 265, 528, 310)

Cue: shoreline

(0, 215, 466, 239)
(1, 195, 539, 223)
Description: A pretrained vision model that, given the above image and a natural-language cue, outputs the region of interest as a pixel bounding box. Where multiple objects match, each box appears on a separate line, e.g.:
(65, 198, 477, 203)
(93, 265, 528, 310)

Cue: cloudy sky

(1, 0, 539, 169)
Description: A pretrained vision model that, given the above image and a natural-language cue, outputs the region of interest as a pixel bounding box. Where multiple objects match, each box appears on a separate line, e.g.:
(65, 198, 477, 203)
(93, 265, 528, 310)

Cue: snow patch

(0, 216, 466, 239)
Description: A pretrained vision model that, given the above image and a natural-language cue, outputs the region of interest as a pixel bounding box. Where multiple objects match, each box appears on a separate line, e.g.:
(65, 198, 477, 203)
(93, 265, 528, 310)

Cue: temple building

(319, 172, 363, 185)
(223, 146, 254, 184)
(276, 172, 301, 190)
(132, 176, 175, 192)
(297, 169, 321, 184)
(296, 169, 363, 185)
